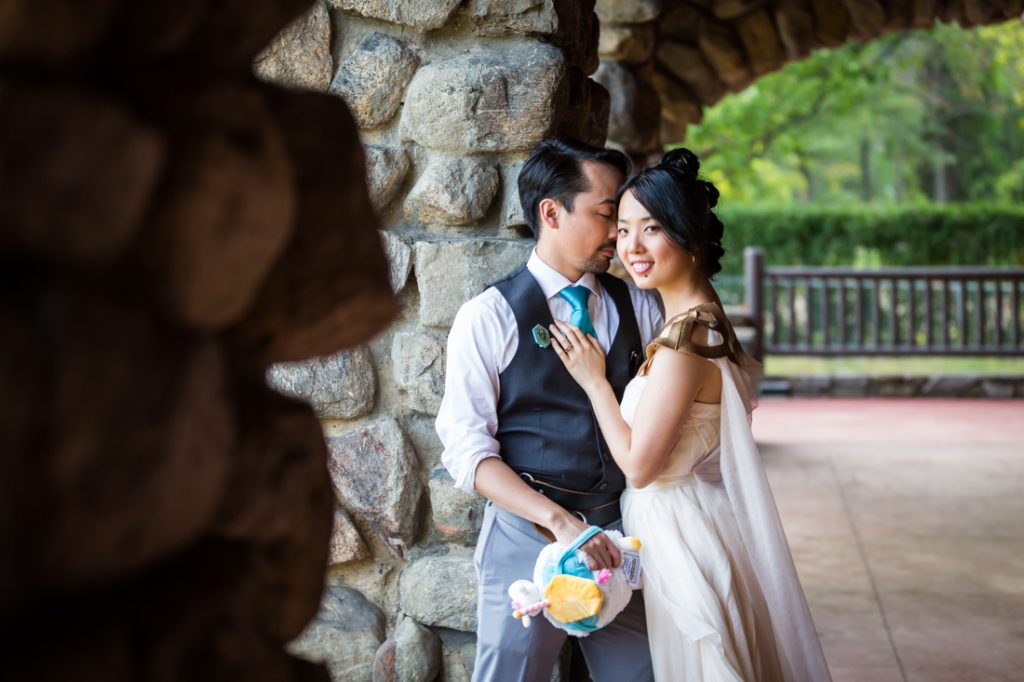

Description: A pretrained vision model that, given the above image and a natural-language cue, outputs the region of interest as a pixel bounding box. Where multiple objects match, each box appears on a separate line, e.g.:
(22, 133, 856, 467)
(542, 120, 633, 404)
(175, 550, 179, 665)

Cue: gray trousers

(472, 501, 655, 682)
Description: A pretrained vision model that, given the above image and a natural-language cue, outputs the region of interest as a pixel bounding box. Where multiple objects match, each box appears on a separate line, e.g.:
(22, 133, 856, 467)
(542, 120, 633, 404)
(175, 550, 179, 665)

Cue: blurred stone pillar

(0, 1, 394, 680)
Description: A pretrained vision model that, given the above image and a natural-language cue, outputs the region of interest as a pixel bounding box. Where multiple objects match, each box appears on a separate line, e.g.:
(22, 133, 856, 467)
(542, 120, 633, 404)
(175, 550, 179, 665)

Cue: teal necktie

(559, 285, 597, 338)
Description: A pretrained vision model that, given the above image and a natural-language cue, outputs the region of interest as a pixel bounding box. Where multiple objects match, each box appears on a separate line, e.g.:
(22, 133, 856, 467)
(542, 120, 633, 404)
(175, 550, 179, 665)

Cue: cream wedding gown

(619, 304, 831, 682)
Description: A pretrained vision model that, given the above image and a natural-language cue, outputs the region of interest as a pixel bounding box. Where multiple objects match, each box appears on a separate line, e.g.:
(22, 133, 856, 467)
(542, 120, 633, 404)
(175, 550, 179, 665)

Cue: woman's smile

(629, 259, 653, 276)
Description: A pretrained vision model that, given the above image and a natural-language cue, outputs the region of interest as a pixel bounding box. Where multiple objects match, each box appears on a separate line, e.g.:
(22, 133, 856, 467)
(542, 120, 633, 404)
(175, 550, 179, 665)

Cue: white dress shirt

(436, 250, 665, 493)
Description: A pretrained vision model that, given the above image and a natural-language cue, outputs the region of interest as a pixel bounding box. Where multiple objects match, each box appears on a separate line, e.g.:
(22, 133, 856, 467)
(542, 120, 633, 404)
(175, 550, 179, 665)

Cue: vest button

(599, 482, 608, 491)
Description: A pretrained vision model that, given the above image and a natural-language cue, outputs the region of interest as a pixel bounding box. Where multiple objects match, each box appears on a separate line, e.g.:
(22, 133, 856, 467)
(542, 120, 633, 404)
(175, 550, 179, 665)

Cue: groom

(436, 138, 663, 681)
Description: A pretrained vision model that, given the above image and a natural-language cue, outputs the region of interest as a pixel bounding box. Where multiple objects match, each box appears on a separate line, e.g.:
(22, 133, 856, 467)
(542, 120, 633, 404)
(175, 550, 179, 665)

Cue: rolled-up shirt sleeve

(436, 292, 515, 494)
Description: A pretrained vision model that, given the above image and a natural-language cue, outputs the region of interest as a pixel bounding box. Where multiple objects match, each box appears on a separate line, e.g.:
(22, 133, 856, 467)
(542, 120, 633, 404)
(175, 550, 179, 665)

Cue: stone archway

(600, 0, 1024, 158)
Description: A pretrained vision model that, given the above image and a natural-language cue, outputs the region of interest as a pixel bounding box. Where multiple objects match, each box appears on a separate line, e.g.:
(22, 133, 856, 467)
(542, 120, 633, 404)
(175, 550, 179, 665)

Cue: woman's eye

(617, 227, 628, 236)
(644, 224, 660, 233)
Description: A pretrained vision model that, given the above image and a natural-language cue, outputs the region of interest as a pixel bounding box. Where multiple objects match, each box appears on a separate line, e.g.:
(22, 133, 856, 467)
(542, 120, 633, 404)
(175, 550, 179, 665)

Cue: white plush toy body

(507, 526, 642, 637)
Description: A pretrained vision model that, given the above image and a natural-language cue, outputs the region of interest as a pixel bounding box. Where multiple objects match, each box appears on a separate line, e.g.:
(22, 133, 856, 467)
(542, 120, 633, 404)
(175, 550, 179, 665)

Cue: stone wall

(254, 1, 607, 679)
(1, 1, 393, 680)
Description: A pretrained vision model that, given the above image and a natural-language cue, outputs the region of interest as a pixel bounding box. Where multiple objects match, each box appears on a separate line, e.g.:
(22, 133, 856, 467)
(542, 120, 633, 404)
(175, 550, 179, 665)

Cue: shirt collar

(527, 249, 600, 301)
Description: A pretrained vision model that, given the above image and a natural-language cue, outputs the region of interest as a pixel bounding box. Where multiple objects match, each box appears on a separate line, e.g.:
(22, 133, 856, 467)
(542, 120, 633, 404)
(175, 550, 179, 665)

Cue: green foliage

(680, 20, 1024, 205)
(715, 204, 1024, 276)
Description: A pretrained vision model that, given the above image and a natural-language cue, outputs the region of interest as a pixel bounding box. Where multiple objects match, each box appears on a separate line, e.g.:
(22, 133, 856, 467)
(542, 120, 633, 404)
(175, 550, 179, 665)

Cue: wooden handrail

(737, 248, 1024, 359)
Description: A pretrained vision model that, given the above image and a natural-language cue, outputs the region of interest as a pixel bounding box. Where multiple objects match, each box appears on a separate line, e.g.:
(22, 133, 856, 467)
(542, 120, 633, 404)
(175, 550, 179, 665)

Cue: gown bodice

(620, 375, 721, 484)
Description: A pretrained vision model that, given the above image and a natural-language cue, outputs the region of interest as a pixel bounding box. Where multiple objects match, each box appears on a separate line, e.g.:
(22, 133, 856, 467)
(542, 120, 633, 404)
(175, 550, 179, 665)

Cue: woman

(549, 149, 830, 681)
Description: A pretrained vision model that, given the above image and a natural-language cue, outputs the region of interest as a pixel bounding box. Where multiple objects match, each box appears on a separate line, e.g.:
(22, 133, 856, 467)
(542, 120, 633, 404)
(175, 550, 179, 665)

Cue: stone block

(735, 8, 785, 75)
(372, 617, 442, 682)
(228, 91, 396, 365)
(23, 289, 234, 592)
(329, 0, 463, 30)
(289, 586, 385, 682)
(713, 0, 763, 19)
(555, 69, 611, 147)
(366, 145, 411, 213)
(414, 239, 532, 328)
(144, 86, 298, 331)
(598, 23, 656, 64)
(330, 32, 419, 129)
(399, 549, 477, 631)
(401, 42, 566, 152)
(660, 4, 707, 43)
(651, 71, 704, 142)
(254, 0, 333, 91)
(980, 379, 1015, 399)
(593, 60, 660, 154)
(327, 418, 424, 556)
(429, 468, 485, 546)
(839, 0, 885, 39)
(871, 377, 924, 398)
(831, 376, 868, 397)
(330, 504, 370, 565)
(775, 1, 816, 59)
(656, 41, 726, 108)
(438, 629, 476, 682)
(698, 19, 753, 89)
(468, 0, 559, 36)
(0, 86, 164, 265)
(405, 156, 500, 226)
(790, 376, 832, 396)
(380, 230, 413, 294)
(810, 0, 850, 46)
(500, 161, 528, 231)
(595, 0, 663, 24)
(266, 346, 376, 419)
(391, 332, 447, 414)
(920, 376, 982, 397)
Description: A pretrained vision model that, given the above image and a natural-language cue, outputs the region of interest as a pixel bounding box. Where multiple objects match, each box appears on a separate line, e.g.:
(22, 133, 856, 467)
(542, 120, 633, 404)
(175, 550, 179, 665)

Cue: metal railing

(737, 248, 1024, 359)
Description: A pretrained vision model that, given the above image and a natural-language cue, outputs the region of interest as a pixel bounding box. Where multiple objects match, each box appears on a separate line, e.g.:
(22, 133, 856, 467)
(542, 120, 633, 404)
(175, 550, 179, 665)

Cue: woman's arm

(551, 321, 706, 488)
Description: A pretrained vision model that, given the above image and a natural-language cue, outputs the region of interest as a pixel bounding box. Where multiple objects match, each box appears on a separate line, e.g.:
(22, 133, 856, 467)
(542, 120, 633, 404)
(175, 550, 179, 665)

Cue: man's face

(552, 160, 624, 278)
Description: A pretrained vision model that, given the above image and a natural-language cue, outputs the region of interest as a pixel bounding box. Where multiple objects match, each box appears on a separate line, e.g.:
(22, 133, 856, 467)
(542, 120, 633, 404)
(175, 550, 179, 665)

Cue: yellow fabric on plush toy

(543, 574, 604, 624)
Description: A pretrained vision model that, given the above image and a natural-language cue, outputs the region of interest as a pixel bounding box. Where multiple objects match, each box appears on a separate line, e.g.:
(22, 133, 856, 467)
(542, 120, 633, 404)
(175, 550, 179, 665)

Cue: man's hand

(547, 511, 622, 570)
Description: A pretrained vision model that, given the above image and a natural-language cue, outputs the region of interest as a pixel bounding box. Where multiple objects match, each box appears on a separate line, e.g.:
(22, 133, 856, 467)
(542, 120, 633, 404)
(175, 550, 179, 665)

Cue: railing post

(745, 247, 764, 361)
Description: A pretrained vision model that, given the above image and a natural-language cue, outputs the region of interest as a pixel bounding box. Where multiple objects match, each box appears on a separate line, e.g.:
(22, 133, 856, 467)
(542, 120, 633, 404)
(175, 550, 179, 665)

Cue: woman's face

(616, 190, 690, 290)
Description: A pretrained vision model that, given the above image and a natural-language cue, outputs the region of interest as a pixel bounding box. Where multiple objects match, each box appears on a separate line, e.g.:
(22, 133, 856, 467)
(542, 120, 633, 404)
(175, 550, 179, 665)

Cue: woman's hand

(550, 321, 606, 393)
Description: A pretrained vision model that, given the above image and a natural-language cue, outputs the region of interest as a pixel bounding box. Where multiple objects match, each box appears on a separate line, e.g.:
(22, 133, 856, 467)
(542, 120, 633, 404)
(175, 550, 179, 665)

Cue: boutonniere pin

(531, 324, 551, 348)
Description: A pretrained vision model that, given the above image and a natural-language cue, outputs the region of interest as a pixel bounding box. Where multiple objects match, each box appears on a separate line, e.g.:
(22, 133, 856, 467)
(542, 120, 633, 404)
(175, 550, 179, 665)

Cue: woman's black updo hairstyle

(617, 148, 725, 279)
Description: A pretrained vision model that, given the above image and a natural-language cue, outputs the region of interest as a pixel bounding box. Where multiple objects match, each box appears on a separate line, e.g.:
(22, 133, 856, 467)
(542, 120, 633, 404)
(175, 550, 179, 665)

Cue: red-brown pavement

(753, 398, 1024, 682)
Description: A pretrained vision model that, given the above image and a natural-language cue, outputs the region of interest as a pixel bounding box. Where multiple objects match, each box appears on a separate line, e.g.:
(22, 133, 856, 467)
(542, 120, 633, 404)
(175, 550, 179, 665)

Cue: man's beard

(580, 244, 615, 274)
(580, 255, 611, 274)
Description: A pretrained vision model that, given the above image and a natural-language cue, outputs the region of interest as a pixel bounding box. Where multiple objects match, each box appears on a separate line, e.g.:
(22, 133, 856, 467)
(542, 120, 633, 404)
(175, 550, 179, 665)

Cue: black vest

(492, 266, 643, 494)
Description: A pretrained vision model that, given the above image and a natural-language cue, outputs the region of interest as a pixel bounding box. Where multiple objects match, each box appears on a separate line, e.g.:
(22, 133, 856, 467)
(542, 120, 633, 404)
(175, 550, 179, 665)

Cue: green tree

(680, 19, 1024, 206)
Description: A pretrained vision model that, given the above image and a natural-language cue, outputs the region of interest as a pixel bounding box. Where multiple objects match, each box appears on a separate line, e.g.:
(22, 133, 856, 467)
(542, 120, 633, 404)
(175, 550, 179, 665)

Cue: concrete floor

(755, 399, 1024, 682)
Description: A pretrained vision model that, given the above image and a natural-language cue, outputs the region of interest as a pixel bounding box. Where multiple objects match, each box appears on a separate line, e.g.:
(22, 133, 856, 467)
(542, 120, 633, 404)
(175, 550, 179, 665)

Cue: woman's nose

(623, 229, 642, 252)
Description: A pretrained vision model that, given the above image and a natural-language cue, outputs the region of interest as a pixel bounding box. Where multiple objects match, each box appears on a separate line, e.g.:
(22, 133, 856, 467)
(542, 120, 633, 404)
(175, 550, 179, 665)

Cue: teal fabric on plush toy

(507, 527, 643, 638)
(539, 526, 604, 633)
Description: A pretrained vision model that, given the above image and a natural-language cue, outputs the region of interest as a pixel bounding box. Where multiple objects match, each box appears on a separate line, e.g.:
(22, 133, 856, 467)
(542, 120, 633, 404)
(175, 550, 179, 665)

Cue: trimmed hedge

(715, 204, 1024, 276)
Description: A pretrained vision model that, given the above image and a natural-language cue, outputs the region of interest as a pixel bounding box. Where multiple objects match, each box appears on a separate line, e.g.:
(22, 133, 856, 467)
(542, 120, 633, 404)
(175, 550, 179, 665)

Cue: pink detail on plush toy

(596, 568, 611, 585)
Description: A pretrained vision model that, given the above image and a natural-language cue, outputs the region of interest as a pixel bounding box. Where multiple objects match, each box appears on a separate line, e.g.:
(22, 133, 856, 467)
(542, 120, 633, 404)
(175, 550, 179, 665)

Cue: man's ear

(538, 197, 560, 231)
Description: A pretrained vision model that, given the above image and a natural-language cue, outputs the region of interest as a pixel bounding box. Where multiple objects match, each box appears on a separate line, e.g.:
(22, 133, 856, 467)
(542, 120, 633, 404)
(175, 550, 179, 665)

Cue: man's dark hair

(518, 138, 631, 238)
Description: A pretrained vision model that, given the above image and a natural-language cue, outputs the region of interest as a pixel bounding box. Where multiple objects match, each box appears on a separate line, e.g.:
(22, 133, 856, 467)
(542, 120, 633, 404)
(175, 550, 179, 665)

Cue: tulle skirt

(623, 475, 784, 682)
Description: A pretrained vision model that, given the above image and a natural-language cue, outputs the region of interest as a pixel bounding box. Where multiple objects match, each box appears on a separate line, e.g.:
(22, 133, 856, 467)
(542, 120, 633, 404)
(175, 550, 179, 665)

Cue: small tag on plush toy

(620, 550, 642, 589)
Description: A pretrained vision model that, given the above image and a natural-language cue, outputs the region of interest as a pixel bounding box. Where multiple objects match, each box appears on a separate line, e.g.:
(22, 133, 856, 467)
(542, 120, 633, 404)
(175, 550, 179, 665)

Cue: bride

(549, 149, 831, 681)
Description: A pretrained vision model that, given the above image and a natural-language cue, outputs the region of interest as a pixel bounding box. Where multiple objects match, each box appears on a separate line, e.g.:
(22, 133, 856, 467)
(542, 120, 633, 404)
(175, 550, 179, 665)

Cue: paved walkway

(755, 398, 1024, 682)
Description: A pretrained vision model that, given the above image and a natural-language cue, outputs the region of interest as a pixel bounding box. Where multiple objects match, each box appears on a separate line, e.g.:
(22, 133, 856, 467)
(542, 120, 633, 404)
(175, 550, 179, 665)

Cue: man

(436, 138, 663, 681)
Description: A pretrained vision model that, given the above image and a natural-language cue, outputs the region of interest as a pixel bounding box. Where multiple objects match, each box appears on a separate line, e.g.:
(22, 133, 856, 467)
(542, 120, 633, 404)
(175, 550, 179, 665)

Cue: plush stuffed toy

(507, 526, 642, 637)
